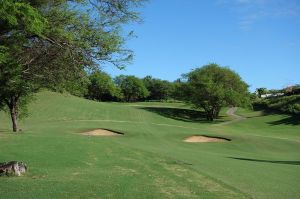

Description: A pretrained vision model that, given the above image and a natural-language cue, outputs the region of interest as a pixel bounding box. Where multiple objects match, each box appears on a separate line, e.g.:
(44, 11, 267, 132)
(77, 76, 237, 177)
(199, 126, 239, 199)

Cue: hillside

(0, 91, 299, 199)
(254, 94, 300, 116)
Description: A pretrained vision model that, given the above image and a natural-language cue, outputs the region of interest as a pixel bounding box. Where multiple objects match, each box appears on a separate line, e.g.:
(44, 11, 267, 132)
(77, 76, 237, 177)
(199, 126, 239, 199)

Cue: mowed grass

(0, 91, 299, 199)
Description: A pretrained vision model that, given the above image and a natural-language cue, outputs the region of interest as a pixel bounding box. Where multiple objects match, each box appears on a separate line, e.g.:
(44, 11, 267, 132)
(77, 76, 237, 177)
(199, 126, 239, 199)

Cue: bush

(253, 95, 300, 115)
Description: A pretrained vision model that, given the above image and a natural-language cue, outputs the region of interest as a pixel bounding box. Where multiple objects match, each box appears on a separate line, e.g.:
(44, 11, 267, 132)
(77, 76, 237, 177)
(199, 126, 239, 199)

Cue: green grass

(0, 91, 299, 198)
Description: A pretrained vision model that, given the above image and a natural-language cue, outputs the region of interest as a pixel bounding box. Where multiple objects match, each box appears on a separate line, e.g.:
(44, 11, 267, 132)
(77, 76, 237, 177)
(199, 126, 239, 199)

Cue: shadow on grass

(140, 107, 225, 124)
(229, 157, 300, 165)
(253, 103, 300, 126)
(268, 115, 300, 126)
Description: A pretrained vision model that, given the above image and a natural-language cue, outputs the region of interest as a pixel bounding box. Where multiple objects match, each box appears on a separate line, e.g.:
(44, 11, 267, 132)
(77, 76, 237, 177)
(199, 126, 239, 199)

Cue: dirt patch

(184, 135, 230, 143)
(80, 129, 123, 136)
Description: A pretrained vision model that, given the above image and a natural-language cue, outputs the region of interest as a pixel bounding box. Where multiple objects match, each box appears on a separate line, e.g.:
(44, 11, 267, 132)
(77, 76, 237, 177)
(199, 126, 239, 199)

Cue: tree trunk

(203, 105, 221, 121)
(205, 109, 214, 121)
(213, 106, 221, 119)
(7, 97, 19, 132)
(203, 106, 213, 121)
(10, 107, 18, 132)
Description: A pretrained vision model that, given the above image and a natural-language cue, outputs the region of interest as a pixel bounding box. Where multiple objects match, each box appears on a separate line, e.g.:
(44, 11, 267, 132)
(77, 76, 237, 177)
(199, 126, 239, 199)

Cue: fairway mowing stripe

(219, 108, 300, 143)
(40, 107, 241, 131)
(248, 134, 300, 143)
(148, 122, 201, 130)
(51, 119, 204, 130)
(125, 104, 188, 109)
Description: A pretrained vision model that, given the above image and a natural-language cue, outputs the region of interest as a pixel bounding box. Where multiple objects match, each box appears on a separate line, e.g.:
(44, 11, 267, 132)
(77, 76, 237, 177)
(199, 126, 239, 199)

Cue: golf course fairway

(0, 91, 299, 199)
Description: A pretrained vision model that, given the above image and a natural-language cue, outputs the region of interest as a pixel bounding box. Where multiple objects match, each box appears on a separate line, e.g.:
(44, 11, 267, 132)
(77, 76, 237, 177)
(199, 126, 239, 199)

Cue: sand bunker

(184, 135, 230, 143)
(81, 129, 123, 136)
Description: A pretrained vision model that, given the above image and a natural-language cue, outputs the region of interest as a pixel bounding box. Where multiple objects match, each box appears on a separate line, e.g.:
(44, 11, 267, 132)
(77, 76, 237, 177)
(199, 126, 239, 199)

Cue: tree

(285, 85, 300, 96)
(0, 92, 5, 112)
(143, 76, 172, 100)
(0, 0, 145, 132)
(171, 78, 189, 101)
(185, 64, 250, 121)
(0, 58, 37, 131)
(116, 75, 149, 102)
(256, 88, 268, 98)
(87, 71, 122, 101)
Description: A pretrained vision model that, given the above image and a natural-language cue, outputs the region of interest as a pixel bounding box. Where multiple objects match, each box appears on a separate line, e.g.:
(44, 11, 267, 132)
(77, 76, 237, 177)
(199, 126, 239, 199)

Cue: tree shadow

(140, 107, 225, 123)
(253, 102, 300, 125)
(267, 115, 300, 126)
(229, 157, 300, 165)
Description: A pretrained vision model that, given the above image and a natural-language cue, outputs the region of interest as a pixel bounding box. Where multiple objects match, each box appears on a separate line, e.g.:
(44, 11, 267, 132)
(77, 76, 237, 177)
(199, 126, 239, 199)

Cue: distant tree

(114, 75, 127, 86)
(285, 84, 300, 96)
(87, 71, 122, 101)
(143, 76, 172, 100)
(293, 85, 300, 95)
(171, 78, 190, 101)
(256, 88, 268, 98)
(185, 63, 250, 121)
(116, 75, 149, 102)
(268, 89, 278, 94)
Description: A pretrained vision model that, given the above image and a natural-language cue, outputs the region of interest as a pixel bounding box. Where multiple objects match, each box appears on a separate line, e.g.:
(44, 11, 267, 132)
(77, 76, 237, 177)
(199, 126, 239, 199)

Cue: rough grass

(0, 91, 299, 199)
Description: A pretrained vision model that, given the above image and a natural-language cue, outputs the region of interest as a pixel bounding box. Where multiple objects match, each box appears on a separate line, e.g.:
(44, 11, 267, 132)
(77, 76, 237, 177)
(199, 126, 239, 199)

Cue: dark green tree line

(87, 71, 123, 101)
(115, 75, 149, 102)
(143, 76, 173, 101)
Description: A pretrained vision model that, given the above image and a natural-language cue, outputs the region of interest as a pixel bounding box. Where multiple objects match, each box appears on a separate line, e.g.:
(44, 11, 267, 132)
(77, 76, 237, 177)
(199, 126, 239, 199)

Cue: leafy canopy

(87, 71, 122, 101)
(0, 0, 146, 131)
(143, 76, 173, 100)
(185, 63, 250, 121)
(116, 75, 149, 102)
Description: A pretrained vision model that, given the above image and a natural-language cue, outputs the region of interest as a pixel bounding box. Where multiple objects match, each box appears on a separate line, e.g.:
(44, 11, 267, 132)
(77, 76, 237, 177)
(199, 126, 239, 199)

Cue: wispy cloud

(239, 13, 262, 30)
(217, 0, 300, 30)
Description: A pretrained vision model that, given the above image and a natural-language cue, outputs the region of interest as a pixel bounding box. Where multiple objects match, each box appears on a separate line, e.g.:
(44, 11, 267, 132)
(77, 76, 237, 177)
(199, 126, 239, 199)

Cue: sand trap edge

(184, 135, 231, 143)
(80, 128, 124, 136)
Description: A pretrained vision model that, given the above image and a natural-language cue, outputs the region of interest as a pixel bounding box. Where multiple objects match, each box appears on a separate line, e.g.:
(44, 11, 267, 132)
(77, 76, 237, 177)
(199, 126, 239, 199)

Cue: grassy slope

(0, 91, 299, 199)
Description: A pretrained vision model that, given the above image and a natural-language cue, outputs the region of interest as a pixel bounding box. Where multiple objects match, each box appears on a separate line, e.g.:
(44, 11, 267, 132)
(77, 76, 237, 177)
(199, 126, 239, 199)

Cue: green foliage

(0, 46, 8, 63)
(256, 87, 268, 98)
(116, 75, 149, 102)
(0, 59, 36, 96)
(47, 71, 90, 97)
(171, 78, 190, 101)
(0, 0, 146, 131)
(87, 71, 123, 101)
(143, 76, 173, 100)
(285, 84, 300, 96)
(0, 0, 46, 35)
(0, 97, 4, 111)
(185, 63, 250, 121)
(0, 55, 37, 130)
(254, 95, 300, 115)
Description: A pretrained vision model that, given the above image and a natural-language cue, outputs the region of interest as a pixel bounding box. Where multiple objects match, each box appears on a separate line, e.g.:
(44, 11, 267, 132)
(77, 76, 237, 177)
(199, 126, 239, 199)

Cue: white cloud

(217, 0, 300, 30)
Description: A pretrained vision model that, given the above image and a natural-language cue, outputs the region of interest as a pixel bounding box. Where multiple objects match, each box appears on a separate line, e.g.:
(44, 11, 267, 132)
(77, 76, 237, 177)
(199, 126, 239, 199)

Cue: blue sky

(104, 0, 300, 92)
